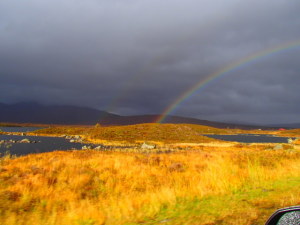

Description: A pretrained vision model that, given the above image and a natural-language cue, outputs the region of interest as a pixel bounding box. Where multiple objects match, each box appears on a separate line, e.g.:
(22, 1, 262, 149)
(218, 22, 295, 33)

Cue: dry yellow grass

(30, 123, 230, 144)
(1, 144, 300, 225)
(1, 123, 300, 224)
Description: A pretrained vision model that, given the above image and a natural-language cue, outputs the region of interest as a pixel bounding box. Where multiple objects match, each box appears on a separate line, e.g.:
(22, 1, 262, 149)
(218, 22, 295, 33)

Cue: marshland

(1, 123, 300, 225)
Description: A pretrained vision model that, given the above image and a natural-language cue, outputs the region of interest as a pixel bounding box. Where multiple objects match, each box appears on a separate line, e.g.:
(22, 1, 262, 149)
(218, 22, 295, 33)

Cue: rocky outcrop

(65, 135, 84, 143)
(141, 142, 156, 149)
(20, 138, 30, 143)
(0, 138, 39, 144)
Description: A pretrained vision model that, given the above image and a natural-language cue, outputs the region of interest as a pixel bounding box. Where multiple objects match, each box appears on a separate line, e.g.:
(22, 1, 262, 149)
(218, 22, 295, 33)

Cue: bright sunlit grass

(1, 143, 300, 224)
(30, 123, 229, 144)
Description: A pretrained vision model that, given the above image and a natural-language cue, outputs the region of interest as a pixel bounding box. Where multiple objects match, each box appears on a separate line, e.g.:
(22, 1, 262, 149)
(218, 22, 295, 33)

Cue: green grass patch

(132, 177, 300, 225)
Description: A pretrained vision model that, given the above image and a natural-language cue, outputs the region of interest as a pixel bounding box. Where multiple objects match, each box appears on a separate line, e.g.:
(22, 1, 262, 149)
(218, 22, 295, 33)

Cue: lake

(0, 126, 43, 132)
(0, 127, 295, 156)
(205, 134, 294, 143)
(0, 134, 86, 156)
(0, 125, 88, 156)
(0, 127, 131, 156)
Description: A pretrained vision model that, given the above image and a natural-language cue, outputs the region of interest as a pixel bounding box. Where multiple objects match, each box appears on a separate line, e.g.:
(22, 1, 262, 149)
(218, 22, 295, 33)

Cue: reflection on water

(205, 134, 294, 143)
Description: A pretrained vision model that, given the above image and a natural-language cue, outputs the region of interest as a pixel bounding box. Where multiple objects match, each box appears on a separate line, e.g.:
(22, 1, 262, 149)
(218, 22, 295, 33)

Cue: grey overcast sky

(1, 0, 300, 124)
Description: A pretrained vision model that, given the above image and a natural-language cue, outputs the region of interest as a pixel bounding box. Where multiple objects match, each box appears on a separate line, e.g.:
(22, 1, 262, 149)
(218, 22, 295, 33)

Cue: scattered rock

(20, 138, 30, 143)
(94, 146, 102, 150)
(141, 142, 156, 149)
(66, 135, 82, 142)
(0, 139, 39, 144)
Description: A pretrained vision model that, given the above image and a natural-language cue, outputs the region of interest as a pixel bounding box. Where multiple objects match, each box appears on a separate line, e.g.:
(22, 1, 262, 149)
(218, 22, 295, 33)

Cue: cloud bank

(0, 0, 300, 124)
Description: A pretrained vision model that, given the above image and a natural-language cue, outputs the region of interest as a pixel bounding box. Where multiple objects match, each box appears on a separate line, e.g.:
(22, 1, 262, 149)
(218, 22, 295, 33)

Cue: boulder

(288, 138, 294, 144)
(20, 138, 30, 143)
(141, 142, 156, 149)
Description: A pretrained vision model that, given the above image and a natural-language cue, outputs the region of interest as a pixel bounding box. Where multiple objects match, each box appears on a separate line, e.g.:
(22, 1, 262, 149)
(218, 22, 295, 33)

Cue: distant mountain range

(0, 102, 294, 129)
(267, 123, 300, 129)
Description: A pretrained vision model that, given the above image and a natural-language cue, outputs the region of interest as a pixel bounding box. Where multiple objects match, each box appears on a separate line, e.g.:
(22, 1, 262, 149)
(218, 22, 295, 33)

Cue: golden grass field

(1, 123, 300, 225)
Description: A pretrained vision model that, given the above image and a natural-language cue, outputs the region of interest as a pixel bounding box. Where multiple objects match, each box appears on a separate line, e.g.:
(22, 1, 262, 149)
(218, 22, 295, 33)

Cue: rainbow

(156, 40, 300, 123)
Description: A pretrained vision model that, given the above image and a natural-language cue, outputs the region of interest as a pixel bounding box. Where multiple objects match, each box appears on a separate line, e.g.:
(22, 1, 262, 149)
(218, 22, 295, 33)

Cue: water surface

(0, 126, 43, 132)
(205, 134, 293, 143)
(0, 135, 85, 156)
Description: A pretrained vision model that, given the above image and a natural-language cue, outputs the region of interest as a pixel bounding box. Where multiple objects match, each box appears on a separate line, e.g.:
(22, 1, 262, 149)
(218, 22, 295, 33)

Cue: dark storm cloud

(0, 0, 300, 124)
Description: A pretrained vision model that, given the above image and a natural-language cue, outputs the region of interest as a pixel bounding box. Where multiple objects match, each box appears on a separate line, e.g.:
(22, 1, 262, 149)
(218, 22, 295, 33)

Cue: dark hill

(102, 114, 273, 129)
(0, 102, 120, 125)
(0, 102, 277, 129)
